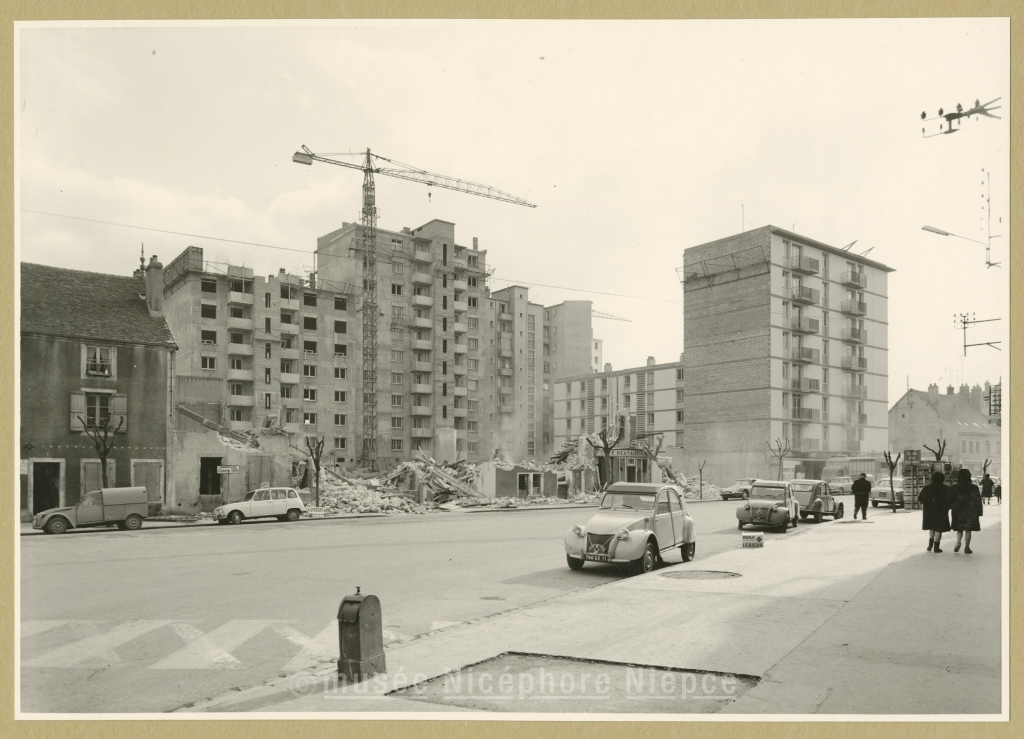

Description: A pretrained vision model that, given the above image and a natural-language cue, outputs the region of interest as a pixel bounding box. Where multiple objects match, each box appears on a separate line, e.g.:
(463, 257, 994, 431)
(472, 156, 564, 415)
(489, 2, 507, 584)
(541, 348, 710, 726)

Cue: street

(20, 499, 770, 713)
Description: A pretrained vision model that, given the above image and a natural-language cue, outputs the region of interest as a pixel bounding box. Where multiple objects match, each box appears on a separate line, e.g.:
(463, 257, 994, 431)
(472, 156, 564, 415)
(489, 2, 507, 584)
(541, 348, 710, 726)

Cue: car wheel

(567, 554, 584, 570)
(44, 517, 68, 535)
(778, 516, 789, 533)
(814, 513, 823, 524)
(800, 512, 809, 520)
(835, 503, 844, 519)
(792, 514, 798, 528)
(286, 508, 301, 522)
(116, 521, 128, 530)
(229, 510, 243, 525)
(124, 514, 143, 530)
(632, 540, 657, 575)
(681, 541, 696, 562)
(871, 501, 879, 508)
(737, 520, 744, 530)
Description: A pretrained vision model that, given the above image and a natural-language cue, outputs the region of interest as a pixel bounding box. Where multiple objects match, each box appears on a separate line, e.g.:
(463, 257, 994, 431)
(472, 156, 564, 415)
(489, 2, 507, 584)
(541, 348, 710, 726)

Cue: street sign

(217, 465, 240, 474)
(606, 448, 647, 458)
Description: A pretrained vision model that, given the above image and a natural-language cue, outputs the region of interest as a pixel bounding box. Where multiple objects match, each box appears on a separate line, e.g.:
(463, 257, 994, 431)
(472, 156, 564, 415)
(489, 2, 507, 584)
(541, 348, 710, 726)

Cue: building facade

(682, 226, 893, 485)
(889, 383, 1002, 477)
(19, 260, 176, 519)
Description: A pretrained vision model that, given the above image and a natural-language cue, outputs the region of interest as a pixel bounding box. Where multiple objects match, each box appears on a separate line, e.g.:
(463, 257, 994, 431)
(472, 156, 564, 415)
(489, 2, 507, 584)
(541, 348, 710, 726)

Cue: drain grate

(660, 570, 742, 580)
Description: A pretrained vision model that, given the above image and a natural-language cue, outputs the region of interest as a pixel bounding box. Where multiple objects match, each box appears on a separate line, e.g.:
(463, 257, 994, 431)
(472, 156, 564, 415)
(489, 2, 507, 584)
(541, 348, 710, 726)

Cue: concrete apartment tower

(682, 226, 893, 485)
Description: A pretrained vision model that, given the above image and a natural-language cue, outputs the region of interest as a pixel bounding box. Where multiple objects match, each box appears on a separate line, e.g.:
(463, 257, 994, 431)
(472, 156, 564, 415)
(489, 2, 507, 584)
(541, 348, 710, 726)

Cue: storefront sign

(217, 465, 240, 474)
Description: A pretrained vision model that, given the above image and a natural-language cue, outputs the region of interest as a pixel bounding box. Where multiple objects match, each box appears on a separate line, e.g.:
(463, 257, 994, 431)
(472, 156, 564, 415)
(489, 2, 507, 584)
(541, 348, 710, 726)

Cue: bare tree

(983, 457, 991, 475)
(586, 424, 625, 489)
(78, 416, 124, 488)
(697, 460, 707, 500)
(766, 438, 791, 481)
(922, 438, 947, 462)
(305, 435, 326, 507)
(882, 451, 901, 512)
(639, 433, 686, 487)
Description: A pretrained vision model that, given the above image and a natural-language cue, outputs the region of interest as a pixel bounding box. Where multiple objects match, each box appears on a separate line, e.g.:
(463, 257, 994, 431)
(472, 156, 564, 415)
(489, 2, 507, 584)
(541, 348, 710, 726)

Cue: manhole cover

(660, 570, 742, 580)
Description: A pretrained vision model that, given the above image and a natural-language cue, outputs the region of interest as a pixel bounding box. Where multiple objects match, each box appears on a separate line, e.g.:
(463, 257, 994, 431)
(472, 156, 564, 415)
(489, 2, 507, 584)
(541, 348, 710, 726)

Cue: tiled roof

(21, 263, 177, 348)
(902, 388, 991, 427)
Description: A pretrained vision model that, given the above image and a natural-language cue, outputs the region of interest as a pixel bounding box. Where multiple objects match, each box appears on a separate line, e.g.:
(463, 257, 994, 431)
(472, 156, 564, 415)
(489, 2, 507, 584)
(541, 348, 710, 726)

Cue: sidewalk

(181, 504, 1003, 715)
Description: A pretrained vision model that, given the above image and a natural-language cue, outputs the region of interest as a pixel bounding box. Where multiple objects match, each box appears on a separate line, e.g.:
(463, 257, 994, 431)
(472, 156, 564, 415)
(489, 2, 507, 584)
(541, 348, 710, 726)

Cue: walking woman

(919, 471, 950, 552)
(950, 468, 983, 553)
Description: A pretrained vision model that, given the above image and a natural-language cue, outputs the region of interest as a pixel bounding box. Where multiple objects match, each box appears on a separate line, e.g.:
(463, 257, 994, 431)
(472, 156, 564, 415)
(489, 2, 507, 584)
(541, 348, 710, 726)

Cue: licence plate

(585, 554, 609, 562)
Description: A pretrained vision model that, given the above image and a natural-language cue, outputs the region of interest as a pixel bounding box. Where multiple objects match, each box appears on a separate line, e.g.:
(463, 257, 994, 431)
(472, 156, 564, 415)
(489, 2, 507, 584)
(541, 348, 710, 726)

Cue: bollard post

(337, 587, 386, 682)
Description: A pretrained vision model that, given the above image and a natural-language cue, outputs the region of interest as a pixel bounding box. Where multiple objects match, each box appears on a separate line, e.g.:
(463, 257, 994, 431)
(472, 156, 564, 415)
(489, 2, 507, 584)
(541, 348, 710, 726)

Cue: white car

(214, 487, 306, 525)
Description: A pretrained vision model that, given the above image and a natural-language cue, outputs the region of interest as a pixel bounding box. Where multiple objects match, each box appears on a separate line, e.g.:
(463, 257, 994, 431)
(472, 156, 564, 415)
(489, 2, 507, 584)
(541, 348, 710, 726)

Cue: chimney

(145, 255, 164, 317)
(647, 356, 656, 367)
(604, 363, 612, 373)
(309, 272, 316, 288)
(958, 384, 970, 402)
(473, 237, 479, 251)
(679, 352, 684, 362)
(279, 268, 286, 274)
(946, 385, 954, 395)
(928, 383, 939, 402)
(970, 384, 983, 411)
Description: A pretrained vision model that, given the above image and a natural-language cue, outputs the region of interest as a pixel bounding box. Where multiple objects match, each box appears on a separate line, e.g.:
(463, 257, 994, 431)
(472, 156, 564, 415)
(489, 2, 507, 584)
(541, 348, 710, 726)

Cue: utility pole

(954, 313, 1001, 356)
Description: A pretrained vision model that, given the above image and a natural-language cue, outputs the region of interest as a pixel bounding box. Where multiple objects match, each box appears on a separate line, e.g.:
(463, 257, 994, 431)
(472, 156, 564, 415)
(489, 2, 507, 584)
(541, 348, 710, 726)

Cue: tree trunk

(315, 465, 321, 507)
(100, 456, 109, 488)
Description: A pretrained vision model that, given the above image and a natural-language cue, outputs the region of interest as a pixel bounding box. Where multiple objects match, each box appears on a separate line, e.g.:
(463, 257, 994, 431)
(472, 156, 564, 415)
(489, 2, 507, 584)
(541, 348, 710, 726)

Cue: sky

(16, 19, 1010, 406)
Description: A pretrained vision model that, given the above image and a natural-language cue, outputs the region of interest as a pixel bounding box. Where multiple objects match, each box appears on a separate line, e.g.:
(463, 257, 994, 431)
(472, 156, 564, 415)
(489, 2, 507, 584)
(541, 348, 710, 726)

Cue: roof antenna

(140, 243, 145, 272)
(842, 240, 857, 251)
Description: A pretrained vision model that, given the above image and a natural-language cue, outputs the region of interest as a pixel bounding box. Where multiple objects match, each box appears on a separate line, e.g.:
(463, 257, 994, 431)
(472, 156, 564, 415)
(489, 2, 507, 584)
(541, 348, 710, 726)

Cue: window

(335, 320, 347, 334)
(281, 385, 293, 399)
(265, 317, 272, 333)
(229, 358, 243, 370)
(230, 408, 244, 422)
(265, 292, 272, 308)
(304, 340, 317, 354)
(782, 392, 789, 409)
(303, 388, 317, 402)
(201, 356, 216, 370)
(391, 350, 404, 362)
(468, 297, 478, 308)
(676, 410, 684, 423)
(230, 306, 245, 319)
(391, 261, 403, 274)
(230, 332, 244, 345)
(201, 330, 217, 345)
(335, 296, 347, 311)
(335, 437, 347, 449)
(334, 343, 347, 357)
(648, 413, 655, 425)
(391, 439, 403, 451)
(391, 372, 403, 385)
(391, 417, 403, 429)
(300, 316, 317, 331)
(85, 393, 110, 427)
(392, 394, 404, 407)
(392, 305, 405, 318)
(303, 364, 316, 377)
(85, 345, 112, 376)
(264, 391, 272, 408)
(391, 328, 404, 341)
(265, 343, 272, 359)
(468, 317, 478, 329)
(334, 414, 347, 426)
(200, 304, 217, 319)
(280, 311, 292, 325)
(334, 390, 347, 402)
(304, 293, 317, 307)
(230, 278, 253, 294)
(303, 412, 317, 425)
(201, 278, 217, 293)
(782, 362, 790, 380)
(468, 379, 479, 391)
(391, 283, 403, 296)
(783, 331, 791, 350)
(676, 389, 684, 402)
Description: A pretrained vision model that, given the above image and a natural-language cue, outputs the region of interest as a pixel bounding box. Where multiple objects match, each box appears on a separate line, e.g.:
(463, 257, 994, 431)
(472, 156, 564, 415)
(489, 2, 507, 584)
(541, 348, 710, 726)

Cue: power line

(488, 277, 680, 303)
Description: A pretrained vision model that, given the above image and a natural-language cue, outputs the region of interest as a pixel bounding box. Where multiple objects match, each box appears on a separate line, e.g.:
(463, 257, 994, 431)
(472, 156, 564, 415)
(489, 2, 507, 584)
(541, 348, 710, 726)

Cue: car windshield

(789, 482, 816, 492)
(600, 493, 656, 511)
(243, 491, 256, 501)
(750, 485, 786, 500)
(734, 479, 755, 486)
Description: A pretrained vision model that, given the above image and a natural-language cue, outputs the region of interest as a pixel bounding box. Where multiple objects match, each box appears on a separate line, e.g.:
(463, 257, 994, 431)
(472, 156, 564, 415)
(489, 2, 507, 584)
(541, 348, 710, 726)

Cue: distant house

(19, 258, 177, 519)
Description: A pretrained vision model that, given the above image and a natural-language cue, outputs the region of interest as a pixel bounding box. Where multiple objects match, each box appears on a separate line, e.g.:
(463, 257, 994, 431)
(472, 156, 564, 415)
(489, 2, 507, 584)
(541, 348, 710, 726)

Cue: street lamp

(921, 225, 999, 268)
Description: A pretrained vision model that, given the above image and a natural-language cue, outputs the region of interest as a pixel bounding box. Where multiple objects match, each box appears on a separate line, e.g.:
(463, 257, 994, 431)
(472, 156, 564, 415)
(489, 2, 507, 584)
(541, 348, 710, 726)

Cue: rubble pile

(680, 480, 722, 500)
(459, 493, 596, 509)
(379, 454, 484, 502)
(217, 430, 260, 452)
(303, 474, 428, 515)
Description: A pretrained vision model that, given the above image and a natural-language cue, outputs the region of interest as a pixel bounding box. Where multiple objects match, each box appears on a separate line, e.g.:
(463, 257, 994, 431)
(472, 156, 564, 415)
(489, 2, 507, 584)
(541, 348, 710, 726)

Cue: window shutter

(111, 393, 128, 433)
(70, 392, 86, 431)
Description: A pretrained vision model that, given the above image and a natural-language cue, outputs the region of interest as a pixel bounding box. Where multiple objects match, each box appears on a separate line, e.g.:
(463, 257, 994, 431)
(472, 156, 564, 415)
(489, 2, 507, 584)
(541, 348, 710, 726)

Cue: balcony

(841, 328, 867, 344)
(453, 321, 468, 334)
(452, 300, 469, 313)
(842, 413, 868, 426)
(789, 255, 820, 274)
(412, 383, 432, 395)
(452, 364, 467, 376)
(411, 272, 433, 286)
(840, 271, 868, 289)
(228, 316, 253, 331)
(790, 346, 820, 364)
(229, 420, 252, 432)
(228, 291, 254, 306)
(412, 295, 434, 308)
(413, 361, 433, 372)
(412, 248, 433, 264)
(841, 385, 869, 400)
(279, 298, 300, 311)
(498, 404, 514, 414)
(280, 346, 300, 360)
(840, 355, 868, 371)
(411, 427, 434, 438)
(791, 438, 821, 452)
(497, 385, 513, 395)
(227, 394, 254, 407)
(452, 279, 468, 292)
(499, 348, 513, 359)
(791, 407, 820, 423)
(498, 311, 514, 322)
(227, 369, 254, 382)
(280, 372, 300, 385)
(843, 440, 862, 453)
(453, 343, 468, 355)
(791, 377, 820, 393)
(453, 407, 467, 418)
(498, 368, 514, 377)
(411, 405, 432, 416)
(284, 422, 301, 435)
(227, 343, 254, 356)
(791, 286, 820, 305)
(840, 299, 868, 316)
(412, 317, 432, 330)
(413, 339, 433, 351)
(453, 386, 468, 396)
(790, 316, 819, 334)
(451, 257, 468, 271)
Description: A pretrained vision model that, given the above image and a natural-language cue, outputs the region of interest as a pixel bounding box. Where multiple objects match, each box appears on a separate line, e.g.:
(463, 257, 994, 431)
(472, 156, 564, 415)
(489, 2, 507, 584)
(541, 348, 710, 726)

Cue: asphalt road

(19, 498, 798, 713)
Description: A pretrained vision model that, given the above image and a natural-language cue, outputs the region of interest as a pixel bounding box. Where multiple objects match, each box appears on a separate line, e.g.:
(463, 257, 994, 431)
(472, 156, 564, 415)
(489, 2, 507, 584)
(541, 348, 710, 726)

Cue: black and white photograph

(13, 17, 1010, 720)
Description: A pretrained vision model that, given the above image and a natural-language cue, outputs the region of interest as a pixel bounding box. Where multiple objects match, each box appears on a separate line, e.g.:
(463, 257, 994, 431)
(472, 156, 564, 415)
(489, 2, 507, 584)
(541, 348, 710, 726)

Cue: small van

(34, 487, 149, 534)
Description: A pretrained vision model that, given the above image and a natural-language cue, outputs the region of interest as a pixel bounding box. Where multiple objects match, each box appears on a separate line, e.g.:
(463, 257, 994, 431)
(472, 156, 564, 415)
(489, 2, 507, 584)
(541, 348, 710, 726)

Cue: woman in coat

(918, 471, 950, 552)
(950, 468, 983, 553)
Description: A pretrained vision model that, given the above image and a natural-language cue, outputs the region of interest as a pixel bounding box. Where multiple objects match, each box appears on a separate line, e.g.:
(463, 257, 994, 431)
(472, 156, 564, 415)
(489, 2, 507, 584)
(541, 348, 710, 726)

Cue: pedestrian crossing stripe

(23, 620, 172, 668)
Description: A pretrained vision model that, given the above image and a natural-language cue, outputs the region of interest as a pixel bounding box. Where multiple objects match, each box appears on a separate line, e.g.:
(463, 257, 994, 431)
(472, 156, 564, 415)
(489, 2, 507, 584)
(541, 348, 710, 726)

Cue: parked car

(214, 487, 306, 524)
(34, 487, 148, 535)
(564, 482, 696, 575)
(829, 476, 854, 495)
(736, 480, 800, 532)
(720, 478, 757, 500)
(791, 479, 844, 522)
(872, 477, 905, 508)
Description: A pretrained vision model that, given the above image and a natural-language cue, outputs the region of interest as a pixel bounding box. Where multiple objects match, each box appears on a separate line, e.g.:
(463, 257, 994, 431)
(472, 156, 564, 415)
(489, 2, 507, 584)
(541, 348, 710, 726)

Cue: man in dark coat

(852, 473, 871, 519)
(981, 473, 994, 504)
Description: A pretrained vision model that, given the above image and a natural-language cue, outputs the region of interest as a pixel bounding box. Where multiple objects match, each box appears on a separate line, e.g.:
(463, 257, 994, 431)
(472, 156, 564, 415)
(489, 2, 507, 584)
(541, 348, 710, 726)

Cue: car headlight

(616, 528, 630, 540)
(571, 525, 583, 536)
(771, 504, 780, 511)
(744, 504, 750, 510)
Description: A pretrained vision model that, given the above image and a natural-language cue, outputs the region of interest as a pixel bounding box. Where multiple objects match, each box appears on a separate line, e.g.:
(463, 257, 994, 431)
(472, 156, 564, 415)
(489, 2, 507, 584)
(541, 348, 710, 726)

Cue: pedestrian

(950, 468, 983, 553)
(981, 473, 993, 505)
(994, 482, 1002, 505)
(918, 471, 950, 552)
(852, 472, 871, 519)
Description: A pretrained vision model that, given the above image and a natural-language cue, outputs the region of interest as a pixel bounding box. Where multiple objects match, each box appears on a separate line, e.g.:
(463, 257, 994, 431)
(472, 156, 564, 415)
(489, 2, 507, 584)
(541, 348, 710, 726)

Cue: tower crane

(292, 146, 536, 470)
